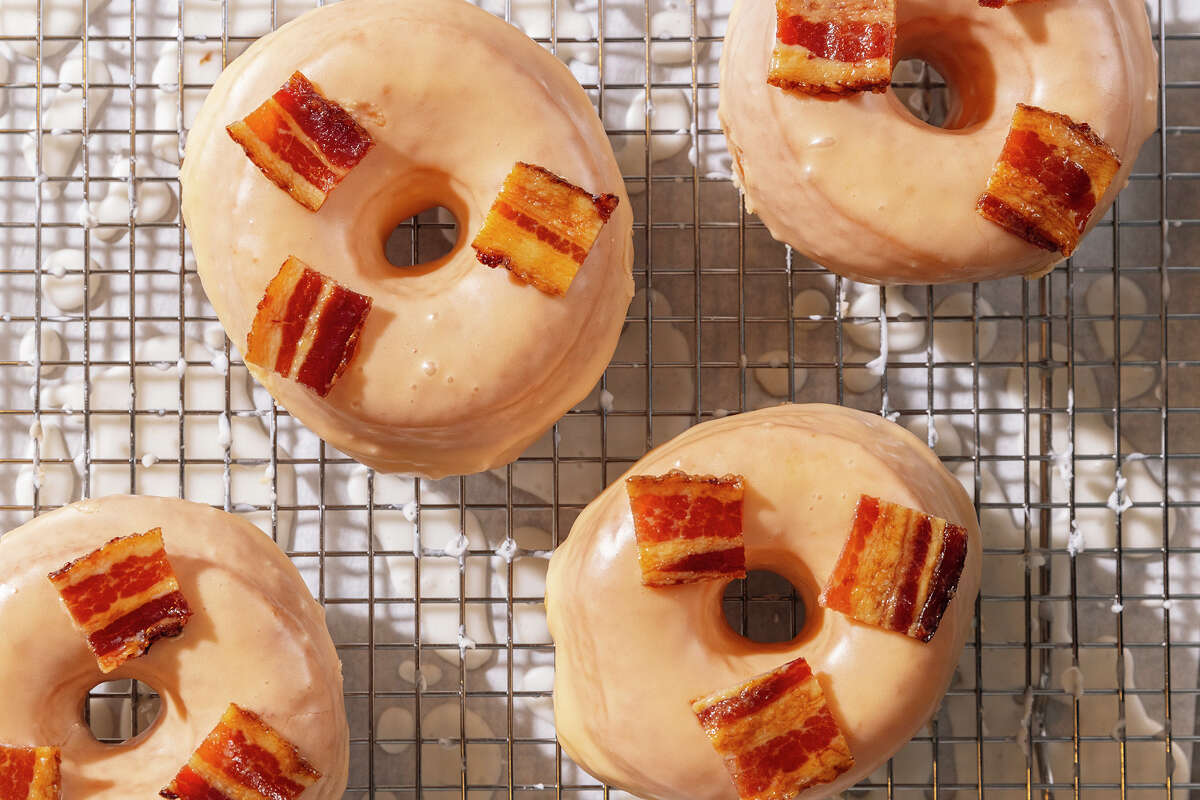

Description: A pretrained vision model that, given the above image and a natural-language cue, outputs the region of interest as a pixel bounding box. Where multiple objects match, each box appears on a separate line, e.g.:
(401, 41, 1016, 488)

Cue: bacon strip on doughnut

(47, 528, 192, 673)
(820, 495, 968, 642)
(227, 71, 374, 212)
(246, 256, 373, 398)
(160, 704, 321, 800)
(625, 470, 746, 586)
(977, 103, 1121, 257)
(0, 745, 61, 800)
(692, 656, 854, 800)
(471, 161, 618, 297)
(767, 0, 896, 96)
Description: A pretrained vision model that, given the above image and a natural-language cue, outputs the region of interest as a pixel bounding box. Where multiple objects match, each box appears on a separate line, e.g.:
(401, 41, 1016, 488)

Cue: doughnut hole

(722, 569, 811, 644)
(383, 205, 459, 269)
(891, 59, 952, 129)
(86, 680, 163, 744)
(891, 18, 997, 132)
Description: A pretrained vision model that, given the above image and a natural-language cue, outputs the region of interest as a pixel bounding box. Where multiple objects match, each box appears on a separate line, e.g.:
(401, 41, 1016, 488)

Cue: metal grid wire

(0, 0, 1197, 796)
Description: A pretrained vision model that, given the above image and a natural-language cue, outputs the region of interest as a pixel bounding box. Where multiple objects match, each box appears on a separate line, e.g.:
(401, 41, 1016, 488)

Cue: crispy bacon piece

(768, 0, 896, 96)
(820, 495, 968, 642)
(227, 71, 374, 211)
(245, 256, 372, 398)
(471, 161, 618, 297)
(47, 528, 192, 673)
(692, 657, 854, 800)
(0, 745, 61, 800)
(977, 103, 1120, 257)
(625, 469, 746, 586)
(978, 0, 1042, 7)
(160, 704, 320, 800)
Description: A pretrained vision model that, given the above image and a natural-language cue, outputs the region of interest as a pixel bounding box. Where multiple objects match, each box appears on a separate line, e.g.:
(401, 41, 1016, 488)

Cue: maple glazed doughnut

(0, 496, 348, 799)
(181, 0, 633, 477)
(546, 405, 982, 799)
(719, 0, 1157, 284)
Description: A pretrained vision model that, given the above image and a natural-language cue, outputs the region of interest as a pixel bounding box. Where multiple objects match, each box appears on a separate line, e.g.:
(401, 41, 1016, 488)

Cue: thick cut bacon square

(245, 256, 372, 398)
(160, 704, 320, 800)
(48, 528, 192, 673)
(768, 0, 896, 96)
(0, 745, 61, 800)
(471, 161, 618, 297)
(977, 104, 1120, 257)
(227, 71, 374, 212)
(820, 495, 968, 642)
(625, 469, 746, 586)
(692, 657, 854, 800)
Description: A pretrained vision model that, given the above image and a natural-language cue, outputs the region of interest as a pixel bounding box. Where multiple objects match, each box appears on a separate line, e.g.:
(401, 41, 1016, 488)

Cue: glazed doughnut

(0, 496, 348, 799)
(719, 0, 1157, 284)
(182, 0, 633, 477)
(546, 405, 981, 799)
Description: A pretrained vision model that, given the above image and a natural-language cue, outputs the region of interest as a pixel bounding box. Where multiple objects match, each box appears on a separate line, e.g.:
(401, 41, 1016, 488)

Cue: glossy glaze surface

(182, 0, 633, 476)
(719, 0, 1157, 284)
(547, 405, 982, 799)
(0, 496, 348, 799)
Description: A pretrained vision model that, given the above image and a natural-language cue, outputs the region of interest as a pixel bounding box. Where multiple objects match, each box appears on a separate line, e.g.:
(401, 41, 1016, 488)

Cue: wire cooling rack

(1, 0, 1198, 797)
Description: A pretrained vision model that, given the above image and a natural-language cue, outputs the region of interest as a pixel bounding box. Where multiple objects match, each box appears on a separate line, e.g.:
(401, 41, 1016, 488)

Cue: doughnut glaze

(546, 405, 981, 799)
(0, 496, 348, 799)
(719, 0, 1157, 284)
(182, 0, 633, 477)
